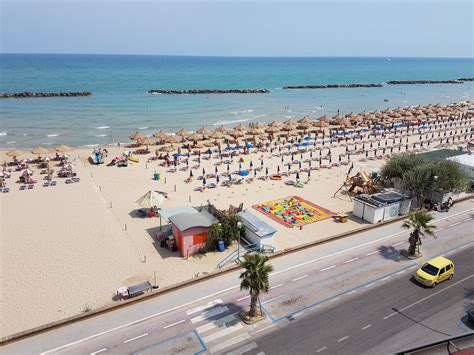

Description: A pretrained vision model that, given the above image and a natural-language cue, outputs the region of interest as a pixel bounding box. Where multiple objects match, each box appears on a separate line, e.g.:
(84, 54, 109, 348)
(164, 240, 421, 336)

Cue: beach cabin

(238, 210, 277, 250)
(159, 206, 218, 257)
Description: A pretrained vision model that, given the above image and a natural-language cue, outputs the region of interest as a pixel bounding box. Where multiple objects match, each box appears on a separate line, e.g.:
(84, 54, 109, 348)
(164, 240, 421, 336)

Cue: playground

(253, 196, 335, 228)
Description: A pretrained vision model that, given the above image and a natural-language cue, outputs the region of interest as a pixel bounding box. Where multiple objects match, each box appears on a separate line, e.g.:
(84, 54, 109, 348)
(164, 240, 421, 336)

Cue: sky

(1, 0, 472, 58)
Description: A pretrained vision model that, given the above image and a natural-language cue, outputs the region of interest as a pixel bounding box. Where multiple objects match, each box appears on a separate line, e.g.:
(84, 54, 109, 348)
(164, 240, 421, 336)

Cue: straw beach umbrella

(130, 132, 146, 141)
(215, 125, 229, 134)
(196, 127, 212, 138)
(6, 149, 24, 158)
(138, 137, 156, 149)
(31, 146, 48, 156)
(211, 131, 225, 140)
(175, 128, 191, 138)
(153, 130, 169, 141)
(234, 123, 248, 133)
(187, 133, 204, 142)
(165, 135, 180, 144)
(55, 144, 72, 153)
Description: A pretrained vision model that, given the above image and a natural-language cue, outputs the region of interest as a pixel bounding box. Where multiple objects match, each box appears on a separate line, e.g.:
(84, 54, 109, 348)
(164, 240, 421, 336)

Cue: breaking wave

(230, 109, 253, 115)
(213, 117, 253, 126)
(96, 126, 110, 130)
(0, 132, 7, 136)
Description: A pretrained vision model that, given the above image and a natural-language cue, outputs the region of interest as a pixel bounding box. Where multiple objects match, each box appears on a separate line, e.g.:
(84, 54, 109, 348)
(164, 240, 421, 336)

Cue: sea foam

(0, 132, 7, 136)
(213, 117, 253, 126)
(230, 109, 253, 115)
(96, 126, 110, 130)
(47, 134, 59, 137)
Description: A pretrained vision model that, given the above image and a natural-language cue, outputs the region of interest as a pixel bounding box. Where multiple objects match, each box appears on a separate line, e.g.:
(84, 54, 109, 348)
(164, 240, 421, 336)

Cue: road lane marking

(191, 306, 229, 324)
(434, 228, 444, 232)
(270, 283, 283, 290)
(196, 314, 237, 333)
(316, 346, 327, 352)
(397, 275, 474, 314)
(347, 290, 357, 295)
(345, 257, 359, 263)
(310, 304, 322, 311)
(321, 265, 336, 272)
(203, 323, 243, 342)
(459, 244, 469, 249)
(464, 217, 472, 222)
(41, 207, 474, 355)
(186, 299, 223, 315)
(365, 282, 375, 288)
(383, 312, 397, 319)
(409, 265, 418, 270)
(329, 297, 340, 303)
(90, 348, 107, 355)
(292, 312, 303, 317)
(237, 295, 250, 301)
(209, 332, 250, 353)
(381, 276, 391, 281)
(362, 324, 372, 330)
(337, 336, 349, 342)
(123, 333, 148, 343)
(292, 275, 309, 282)
(391, 242, 404, 247)
(366, 251, 379, 256)
(163, 319, 185, 329)
(449, 222, 461, 227)
(251, 323, 276, 335)
(396, 270, 406, 275)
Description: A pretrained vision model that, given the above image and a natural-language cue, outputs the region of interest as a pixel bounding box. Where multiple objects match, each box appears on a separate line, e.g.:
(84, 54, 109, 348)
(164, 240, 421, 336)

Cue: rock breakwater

(283, 84, 382, 89)
(386, 80, 463, 85)
(147, 89, 270, 94)
(0, 91, 92, 98)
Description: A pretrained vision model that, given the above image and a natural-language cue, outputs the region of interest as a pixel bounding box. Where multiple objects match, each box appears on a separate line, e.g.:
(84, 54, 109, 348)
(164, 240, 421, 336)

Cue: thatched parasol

(153, 130, 169, 140)
(175, 128, 191, 138)
(55, 144, 72, 153)
(283, 118, 297, 126)
(282, 123, 297, 131)
(211, 131, 225, 140)
(130, 132, 146, 141)
(31, 146, 48, 156)
(196, 127, 212, 137)
(138, 137, 156, 146)
(247, 128, 263, 136)
(187, 133, 204, 142)
(164, 135, 180, 144)
(6, 149, 24, 158)
(214, 125, 229, 134)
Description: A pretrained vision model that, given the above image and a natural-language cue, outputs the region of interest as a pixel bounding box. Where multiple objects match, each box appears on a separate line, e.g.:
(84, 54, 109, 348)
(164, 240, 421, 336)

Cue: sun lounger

(1, 187, 10, 193)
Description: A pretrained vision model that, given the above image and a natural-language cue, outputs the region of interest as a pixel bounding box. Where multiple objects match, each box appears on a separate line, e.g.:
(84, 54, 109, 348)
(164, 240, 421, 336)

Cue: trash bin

(218, 240, 225, 252)
(153, 173, 160, 181)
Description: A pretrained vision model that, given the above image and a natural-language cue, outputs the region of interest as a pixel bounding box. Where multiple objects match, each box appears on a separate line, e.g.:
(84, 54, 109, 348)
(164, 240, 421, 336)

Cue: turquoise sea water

(0, 54, 473, 148)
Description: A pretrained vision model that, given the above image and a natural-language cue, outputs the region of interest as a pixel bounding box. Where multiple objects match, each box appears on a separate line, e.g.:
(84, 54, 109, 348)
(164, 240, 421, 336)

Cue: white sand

(0, 118, 471, 337)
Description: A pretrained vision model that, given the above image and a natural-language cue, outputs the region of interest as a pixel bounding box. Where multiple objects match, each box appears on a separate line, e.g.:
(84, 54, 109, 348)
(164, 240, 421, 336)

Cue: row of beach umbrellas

(6, 144, 72, 158)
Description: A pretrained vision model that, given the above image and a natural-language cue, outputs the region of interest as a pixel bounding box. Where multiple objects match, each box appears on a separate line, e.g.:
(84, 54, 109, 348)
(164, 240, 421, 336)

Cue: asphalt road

(2, 199, 473, 354)
(237, 246, 474, 355)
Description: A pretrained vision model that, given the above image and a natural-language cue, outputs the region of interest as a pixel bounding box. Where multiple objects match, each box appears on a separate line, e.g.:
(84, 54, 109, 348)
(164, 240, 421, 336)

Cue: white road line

(398, 275, 474, 314)
(163, 319, 185, 329)
(329, 297, 340, 303)
(191, 306, 229, 324)
(449, 222, 461, 227)
(391, 241, 404, 247)
(292, 312, 304, 317)
(123, 333, 148, 343)
(251, 323, 276, 335)
(237, 295, 250, 301)
(209, 332, 250, 354)
(196, 314, 237, 333)
(464, 217, 472, 222)
(383, 312, 397, 320)
(40, 208, 474, 355)
(337, 336, 349, 342)
(365, 282, 375, 288)
(459, 244, 469, 249)
(90, 348, 107, 355)
(321, 265, 336, 272)
(203, 323, 243, 343)
(381, 276, 391, 281)
(310, 304, 322, 311)
(434, 228, 444, 233)
(362, 324, 372, 330)
(345, 257, 359, 263)
(366, 251, 379, 256)
(316, 346, 327, 352)
(396, 270, 406, 275)
(186, 299, 223, 315)
(347, 290, 358, 295)
(409, 265, 418, 270)
(292, 275, 309, 282)
(270, 283, 283, 290)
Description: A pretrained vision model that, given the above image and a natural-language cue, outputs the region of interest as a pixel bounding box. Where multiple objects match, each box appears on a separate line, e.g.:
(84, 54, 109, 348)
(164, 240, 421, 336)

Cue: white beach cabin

(238, 210, 277, 250)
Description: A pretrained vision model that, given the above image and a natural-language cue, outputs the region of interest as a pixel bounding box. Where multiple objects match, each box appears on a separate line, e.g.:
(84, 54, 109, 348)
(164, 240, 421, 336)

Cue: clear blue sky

(1, 0, 472, 57)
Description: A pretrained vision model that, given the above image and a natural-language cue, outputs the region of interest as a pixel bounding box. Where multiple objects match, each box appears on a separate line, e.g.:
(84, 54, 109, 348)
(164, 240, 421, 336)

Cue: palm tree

(402, 211, 436, 256)
(239, 253, 273, 318)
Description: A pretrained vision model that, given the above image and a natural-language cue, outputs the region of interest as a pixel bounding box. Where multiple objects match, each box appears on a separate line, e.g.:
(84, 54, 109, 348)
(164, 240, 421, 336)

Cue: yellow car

(415, 256, 454, 288)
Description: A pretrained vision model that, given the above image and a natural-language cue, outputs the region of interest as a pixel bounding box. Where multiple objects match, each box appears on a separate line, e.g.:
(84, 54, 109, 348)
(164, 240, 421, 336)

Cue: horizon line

(1, 52, 473, 60)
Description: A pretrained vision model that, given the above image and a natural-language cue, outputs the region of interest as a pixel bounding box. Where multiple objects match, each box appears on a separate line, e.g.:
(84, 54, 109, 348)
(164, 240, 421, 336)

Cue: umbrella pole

(160, 216, 162, 231)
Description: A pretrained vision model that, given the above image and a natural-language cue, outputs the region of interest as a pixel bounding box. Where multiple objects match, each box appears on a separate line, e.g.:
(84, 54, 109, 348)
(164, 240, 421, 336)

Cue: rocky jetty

(0, 91, 92, 98)
(283, 83, 383, 89)
(386, 80, 462, 85)
(458, 78, 474, 81)
(147, 89, 270, 95)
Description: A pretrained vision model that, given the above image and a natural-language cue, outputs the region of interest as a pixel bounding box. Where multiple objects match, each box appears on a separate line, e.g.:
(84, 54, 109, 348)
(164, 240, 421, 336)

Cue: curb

(1, 195, 472, 345)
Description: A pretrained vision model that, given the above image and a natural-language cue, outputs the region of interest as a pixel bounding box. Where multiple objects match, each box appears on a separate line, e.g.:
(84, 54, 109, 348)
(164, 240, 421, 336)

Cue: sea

(1, 54, 473, 149)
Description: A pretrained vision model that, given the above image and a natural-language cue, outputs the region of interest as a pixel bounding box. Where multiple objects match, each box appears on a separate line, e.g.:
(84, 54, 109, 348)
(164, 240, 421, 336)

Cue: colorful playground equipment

(253, 196, 335, 228)
(333, 170, 377, 199)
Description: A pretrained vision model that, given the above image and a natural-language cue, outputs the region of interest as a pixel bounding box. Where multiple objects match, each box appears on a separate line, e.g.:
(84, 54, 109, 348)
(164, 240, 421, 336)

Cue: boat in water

(90, 148, 104, 164)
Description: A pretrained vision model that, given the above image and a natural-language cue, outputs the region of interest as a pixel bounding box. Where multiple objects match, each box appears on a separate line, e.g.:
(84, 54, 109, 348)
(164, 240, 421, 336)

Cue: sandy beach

(1, 104, 472, 337)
